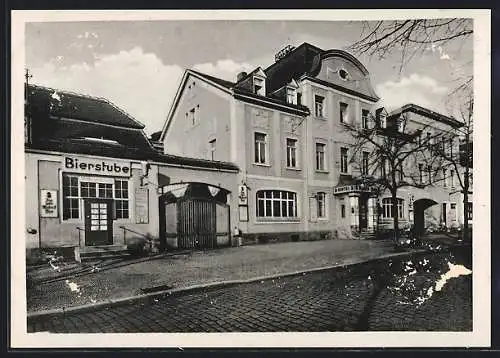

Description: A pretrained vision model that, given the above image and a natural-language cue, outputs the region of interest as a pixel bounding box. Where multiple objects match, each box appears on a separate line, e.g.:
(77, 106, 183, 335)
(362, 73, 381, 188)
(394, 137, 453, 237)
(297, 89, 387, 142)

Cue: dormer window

(379, 114, 387, 129)
(286, 87, 296, 105)
(253, 77, 265, 96)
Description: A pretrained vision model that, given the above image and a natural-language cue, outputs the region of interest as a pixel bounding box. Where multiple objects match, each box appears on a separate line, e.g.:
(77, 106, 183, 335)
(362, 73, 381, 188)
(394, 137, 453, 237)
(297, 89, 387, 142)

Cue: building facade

(161, 43, 472, 242)
(25, 84, 240, 260)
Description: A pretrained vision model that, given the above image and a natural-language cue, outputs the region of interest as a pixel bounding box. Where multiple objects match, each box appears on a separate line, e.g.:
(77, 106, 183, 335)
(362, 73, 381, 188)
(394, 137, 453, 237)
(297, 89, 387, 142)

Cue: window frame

(256, 190, 298, 219)
(286, 137, 299, 169)
(381, 198, 405, 219)
(315, 142, 326, 171)
(254, 131, 268, 165)
(314, 94, 325, 118)
(339, 102, 348, 124)
(361, 109, 369, 130)
(362, 151, 369, 176)
(316, 192, 327, 219)
(340, 147, 349, 174)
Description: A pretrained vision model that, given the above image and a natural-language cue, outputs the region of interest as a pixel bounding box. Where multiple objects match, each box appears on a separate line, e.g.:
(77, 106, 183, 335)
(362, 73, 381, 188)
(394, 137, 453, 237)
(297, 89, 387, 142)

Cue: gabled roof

(388, 103, 464, 128)
(27, 84, 145, 129)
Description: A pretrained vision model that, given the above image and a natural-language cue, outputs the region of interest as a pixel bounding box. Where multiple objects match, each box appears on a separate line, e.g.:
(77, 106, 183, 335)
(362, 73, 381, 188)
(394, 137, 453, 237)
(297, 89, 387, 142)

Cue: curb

(27, 249, 431, 320)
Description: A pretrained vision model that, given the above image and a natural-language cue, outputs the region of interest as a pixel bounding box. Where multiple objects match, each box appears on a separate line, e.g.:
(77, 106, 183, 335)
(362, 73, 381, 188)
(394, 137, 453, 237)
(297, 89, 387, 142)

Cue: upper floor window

(443, 168, 448, 187)
(315, 143, 326, 171)
(418, 163, 424, 184)
(340, 147, 349, 174)
(256, 190, 297, 218)
(296, 92, 302, 105)
(340, 102, 348, 124)
(209, 138, 216, 161)
(382, 198, 404, 219)
(397, 118, 405, 132)
(254, 132, 268, 164)
(286, 138, 298, 168)
(362, 151, 369, 176)
(286, 87, 296, 105)
(253, 77, 265, 96)
(427, 165, 433, 184)
(361, 109, 369, 130)
(317, 192, 326, 219)
(314, 95, 325, 118)
(450, 169, 455, 187)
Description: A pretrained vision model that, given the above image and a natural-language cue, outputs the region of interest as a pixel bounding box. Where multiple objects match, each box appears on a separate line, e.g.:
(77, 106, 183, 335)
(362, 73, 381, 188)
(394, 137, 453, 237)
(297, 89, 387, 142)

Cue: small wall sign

(239, 205, 249, 222)
(135, 188, 149, 224)
(238, 185, 248, 205)
(40, 189, 58, 218)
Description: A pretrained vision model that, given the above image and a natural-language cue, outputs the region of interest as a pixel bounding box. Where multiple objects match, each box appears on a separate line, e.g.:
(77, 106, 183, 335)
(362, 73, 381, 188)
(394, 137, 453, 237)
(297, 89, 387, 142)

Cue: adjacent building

(161, 42, 472, 242)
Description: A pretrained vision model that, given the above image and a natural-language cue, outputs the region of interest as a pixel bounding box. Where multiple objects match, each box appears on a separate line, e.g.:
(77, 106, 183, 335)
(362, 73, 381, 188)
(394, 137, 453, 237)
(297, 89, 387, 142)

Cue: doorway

(84, 199, 113, 246)
(359, 194, 368, 231)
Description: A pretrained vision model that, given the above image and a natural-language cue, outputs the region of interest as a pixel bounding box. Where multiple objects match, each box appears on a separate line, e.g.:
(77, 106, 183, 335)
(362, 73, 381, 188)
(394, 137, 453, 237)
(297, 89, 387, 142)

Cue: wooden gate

(159, 182, 230, 250)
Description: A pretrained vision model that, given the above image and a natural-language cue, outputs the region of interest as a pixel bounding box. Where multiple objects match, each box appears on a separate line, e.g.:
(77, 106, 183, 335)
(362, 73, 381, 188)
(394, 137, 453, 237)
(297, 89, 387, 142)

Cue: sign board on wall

(40, 189, 58, 218)
(238, 185, 248, 205)
(239, 205, 248, 222)
(135, 188, 149, 224)
(62, 156, 131, 177)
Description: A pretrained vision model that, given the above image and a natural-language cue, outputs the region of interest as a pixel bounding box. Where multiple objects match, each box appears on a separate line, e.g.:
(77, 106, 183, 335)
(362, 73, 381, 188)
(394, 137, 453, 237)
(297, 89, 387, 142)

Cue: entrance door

(359, 195, 368, 231)
(84, 199, 113, 246)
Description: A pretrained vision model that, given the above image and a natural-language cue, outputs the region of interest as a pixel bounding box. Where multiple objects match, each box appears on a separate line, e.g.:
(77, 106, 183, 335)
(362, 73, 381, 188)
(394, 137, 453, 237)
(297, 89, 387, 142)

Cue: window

(381, 156, 387, 177)
(254, 132, 267, 164)
(340, 102, 348, 123)
(382, 198, 404, 219)
(380, 115, 387, 129)
(314, 95, 325, 117)
(443, 168, 448, 187)
(466, 202, 473, 220)
(361, 109, 369, 130)
(62, 174, 79, 220)
(340, 199, 346, 218)
(362, 151, 369, 176)
(253, 77, 265, 96)
(296, 92, 302, 105)
(114, 180, 129, 219)
(338, 68, 349, 80)
(398, 119, 405, 132)
(450, 169, 455, 187)
(317, 192, 326, 219)
(62, 175, 130, 220)
(427, 165, 432, 184)
(316, 143, 326, 171)
(340, 147, 348, 174)
(450, 203, 457, 221)
(286, 87, 296, 105)
(449, 138, 454, 156)
(419, 163, 424, 184)
(256, 190, 297, 218)
(286, 138, 298, 168)
(209, 139, 216, 161)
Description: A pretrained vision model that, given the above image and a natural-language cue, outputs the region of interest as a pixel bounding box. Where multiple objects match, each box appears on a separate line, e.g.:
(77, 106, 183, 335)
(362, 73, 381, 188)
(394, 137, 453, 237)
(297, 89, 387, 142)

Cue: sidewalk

(27, 239, 404, 314)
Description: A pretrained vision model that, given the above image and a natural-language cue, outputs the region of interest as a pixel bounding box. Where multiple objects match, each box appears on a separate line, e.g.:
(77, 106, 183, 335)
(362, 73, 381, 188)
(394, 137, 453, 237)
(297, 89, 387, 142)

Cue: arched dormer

(311, 49, 379, 102)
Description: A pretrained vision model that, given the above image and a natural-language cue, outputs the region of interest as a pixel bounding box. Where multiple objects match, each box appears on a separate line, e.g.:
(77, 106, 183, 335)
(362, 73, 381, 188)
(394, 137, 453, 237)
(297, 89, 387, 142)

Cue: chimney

(236, 72, 247, 82)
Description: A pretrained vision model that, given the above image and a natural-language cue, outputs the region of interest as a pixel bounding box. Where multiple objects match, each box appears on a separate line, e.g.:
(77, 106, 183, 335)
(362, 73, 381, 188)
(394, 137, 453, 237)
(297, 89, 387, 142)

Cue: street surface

(28, 248, 472, 332)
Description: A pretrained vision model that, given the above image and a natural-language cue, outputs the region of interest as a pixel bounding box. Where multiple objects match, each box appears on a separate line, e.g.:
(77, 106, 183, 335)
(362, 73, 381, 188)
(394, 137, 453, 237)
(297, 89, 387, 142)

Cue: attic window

(286, 87, 296, 105)
(338, 68, 349, 81)
(253, 77, 265, 96)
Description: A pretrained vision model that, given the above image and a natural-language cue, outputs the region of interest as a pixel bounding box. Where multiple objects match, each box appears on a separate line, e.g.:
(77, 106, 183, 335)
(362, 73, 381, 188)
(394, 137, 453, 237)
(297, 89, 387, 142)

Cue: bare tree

(348, 19, 473, 74)
(432, 93, 473, 242)
(343, 109, 449, 243)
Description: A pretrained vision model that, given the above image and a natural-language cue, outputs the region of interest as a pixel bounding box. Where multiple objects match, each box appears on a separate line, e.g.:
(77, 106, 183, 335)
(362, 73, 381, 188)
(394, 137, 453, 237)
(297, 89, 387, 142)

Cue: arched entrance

(413, 198, 438, 237)
(159, 182, 231, 250)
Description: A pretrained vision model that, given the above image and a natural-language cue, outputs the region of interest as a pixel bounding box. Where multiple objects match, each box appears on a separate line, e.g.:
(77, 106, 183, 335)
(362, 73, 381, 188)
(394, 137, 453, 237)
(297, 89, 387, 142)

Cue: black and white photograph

(11, 9, 491, 348)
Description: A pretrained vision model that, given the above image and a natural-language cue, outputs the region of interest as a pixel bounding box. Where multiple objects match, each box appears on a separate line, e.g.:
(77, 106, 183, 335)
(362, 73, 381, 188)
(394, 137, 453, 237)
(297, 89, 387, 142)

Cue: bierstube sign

(63, 156, 131, 177)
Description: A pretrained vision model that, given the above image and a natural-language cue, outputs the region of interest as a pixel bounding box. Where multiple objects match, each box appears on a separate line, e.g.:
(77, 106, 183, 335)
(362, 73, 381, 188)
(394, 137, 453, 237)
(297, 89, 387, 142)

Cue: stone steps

(75, 245, 130, 262)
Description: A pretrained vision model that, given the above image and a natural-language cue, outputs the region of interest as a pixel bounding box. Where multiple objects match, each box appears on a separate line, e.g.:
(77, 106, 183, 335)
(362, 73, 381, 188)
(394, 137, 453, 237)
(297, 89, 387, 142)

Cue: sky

(25, 20, 473, 135)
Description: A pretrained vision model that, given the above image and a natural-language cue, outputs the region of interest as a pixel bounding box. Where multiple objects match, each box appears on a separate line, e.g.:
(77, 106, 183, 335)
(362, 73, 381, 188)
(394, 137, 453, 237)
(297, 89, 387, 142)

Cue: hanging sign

(238, 185, 248, 205)
(40, 189, 58, 218)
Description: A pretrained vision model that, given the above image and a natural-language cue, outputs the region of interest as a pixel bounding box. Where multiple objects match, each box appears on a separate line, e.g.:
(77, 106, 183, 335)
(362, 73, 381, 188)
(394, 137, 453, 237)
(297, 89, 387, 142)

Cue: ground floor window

(256, 190, 297, 218)
(381, 198, 404, 219)
(466, 202, 473, 220)
(62, 174, 130, 220)
(317, 192, 326, 219)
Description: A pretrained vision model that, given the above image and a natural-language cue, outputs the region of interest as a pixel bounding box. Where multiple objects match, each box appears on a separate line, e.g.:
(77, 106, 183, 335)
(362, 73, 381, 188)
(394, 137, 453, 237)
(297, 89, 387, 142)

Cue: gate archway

(159, 182, 231, 250)
(413, 198, 438, 237)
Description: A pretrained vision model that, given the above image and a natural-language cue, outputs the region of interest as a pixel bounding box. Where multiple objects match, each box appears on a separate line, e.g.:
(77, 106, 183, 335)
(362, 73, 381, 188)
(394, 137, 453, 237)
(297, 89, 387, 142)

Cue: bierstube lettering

(64, 157, 130, 176)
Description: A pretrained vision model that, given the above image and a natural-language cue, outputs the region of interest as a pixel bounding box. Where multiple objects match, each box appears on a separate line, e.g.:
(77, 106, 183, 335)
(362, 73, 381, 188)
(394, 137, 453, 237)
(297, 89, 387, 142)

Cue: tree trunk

(462, 165, 470, 242)
(392, 188, 399, 243)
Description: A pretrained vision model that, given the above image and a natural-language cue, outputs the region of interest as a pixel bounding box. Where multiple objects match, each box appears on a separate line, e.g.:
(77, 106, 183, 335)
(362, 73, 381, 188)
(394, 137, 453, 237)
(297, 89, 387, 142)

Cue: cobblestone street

(28, 249, 472, 333)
